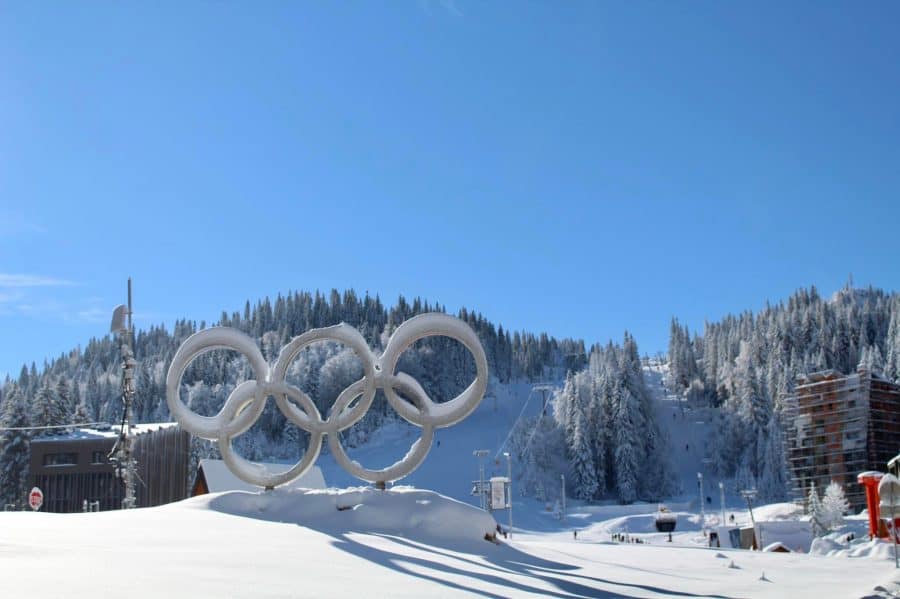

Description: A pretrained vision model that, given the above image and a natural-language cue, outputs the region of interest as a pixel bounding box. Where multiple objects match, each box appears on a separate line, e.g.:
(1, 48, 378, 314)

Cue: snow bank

(811, 536, 900, 560)
(199, 485, 499, 549)
(754, 502, 805, 521)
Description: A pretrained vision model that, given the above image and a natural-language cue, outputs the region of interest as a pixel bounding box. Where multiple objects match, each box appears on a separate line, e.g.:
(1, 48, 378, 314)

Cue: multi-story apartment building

(783, 365, 900, 511)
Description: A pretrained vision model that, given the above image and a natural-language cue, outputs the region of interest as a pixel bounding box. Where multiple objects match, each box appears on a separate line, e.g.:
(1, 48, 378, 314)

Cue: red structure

(858, 471, 886, 538)
(857, 469, 900, 541)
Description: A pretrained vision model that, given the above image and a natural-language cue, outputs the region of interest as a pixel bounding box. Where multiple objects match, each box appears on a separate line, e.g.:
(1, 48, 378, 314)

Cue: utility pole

(503, 451, 513, 539)
(560, 474, 566, 521)
(697, 472, 705, 533)
(740, 489, 759, 550)
(474, 450, 490, 510)
(719, 481, 726, 527)
(110, 278, 137, 509)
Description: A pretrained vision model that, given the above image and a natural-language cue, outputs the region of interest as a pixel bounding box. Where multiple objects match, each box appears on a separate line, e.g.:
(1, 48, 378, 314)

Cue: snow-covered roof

(801, 369, 841, 383)
(31, 422, 179, 443)
(198, 459, 326, 492)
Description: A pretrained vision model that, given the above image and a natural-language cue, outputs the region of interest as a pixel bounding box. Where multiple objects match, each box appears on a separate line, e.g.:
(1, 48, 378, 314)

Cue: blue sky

(1, 1, 898, 378)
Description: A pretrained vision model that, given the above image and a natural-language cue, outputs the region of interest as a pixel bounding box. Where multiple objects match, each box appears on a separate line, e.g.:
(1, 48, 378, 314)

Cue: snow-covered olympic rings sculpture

(166, 313, 488, 488)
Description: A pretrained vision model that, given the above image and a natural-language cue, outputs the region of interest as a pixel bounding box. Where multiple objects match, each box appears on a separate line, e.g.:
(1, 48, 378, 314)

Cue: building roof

(197, 459, 326, 492)
(31, 422, 179, 443)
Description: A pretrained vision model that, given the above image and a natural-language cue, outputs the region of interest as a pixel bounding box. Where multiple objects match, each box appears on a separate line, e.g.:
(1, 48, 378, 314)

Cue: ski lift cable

(494, 383, 556, 461)
(494, 387, 536, 460)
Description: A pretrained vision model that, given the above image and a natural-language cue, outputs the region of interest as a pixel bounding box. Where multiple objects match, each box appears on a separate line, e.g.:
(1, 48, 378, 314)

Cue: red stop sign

(29, 487, 43, 511)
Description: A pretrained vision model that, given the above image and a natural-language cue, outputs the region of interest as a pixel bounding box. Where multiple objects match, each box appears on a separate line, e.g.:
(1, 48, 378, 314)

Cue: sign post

(28, 487, 43, 512)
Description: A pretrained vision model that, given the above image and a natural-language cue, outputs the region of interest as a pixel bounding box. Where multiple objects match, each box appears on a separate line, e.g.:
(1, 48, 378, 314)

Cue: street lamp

(503, 451, 513, 539)
(697, 472, 705, 532)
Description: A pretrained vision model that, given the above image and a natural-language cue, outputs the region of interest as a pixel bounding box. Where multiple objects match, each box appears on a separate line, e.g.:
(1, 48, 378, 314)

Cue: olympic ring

(166, 312, 488, 488)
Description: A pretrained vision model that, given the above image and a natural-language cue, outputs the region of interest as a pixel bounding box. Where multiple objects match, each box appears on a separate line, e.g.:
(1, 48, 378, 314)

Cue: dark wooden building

(30, 423, 190, 513)
(783, 365, 900, 510)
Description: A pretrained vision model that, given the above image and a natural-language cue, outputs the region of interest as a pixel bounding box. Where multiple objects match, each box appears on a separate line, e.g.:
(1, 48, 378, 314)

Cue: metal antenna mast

(110, 278, 137, 509)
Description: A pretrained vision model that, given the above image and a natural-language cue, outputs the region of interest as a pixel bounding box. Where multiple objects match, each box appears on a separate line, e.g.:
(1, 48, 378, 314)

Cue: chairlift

(655, 504, 677, 542)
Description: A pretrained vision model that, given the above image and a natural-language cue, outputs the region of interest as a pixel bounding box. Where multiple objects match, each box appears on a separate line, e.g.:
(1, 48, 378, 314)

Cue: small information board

(490, 477, 509, 509)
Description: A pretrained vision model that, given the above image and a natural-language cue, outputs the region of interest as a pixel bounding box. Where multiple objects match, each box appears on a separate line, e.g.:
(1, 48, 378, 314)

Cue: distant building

(783, 365, 900, 510)
(191, 459, 326, 496)
(30, 423, 190, 512)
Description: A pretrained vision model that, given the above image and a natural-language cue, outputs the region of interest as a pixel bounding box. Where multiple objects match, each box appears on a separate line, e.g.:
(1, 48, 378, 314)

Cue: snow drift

(201, 485, 500, 548)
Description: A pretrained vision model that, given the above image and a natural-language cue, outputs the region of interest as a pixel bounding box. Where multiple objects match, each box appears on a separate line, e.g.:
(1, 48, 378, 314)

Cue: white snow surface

(3, 486, 898, 598)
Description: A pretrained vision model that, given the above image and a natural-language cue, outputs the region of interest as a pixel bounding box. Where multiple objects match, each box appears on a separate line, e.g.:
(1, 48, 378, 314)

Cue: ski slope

(313, 381, 541, 502)
(316, 363, 743, 531)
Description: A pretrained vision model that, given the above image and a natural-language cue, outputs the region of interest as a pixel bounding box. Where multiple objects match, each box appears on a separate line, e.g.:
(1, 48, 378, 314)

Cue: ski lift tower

(740, 489, 759, 549)
(532, 383, 555, 415)
(110, 278, 137, 510)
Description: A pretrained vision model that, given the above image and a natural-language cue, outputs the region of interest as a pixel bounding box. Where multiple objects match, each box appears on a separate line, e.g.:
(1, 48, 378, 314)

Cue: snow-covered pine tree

(55, 377, 74, 424)
(667, 319, 697, 394)
(31, 380, 67, 434)
(588, 376, 607, 494)
(757, 414, 788, 502)
(0, 386, 32, 505)
(613, 385, 640, 503)
(820, 481, 850, 531)
(568, 389, 598, 500)
(553, 371, 577, 441)
(886, 298, 900, 383)
(860, 344, 885, 374)
(807, 482, 824, 537)
(73, 395, 91, 426)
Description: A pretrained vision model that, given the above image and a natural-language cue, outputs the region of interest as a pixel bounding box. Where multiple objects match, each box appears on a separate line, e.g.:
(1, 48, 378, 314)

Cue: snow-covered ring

(165, 312, 488, 488)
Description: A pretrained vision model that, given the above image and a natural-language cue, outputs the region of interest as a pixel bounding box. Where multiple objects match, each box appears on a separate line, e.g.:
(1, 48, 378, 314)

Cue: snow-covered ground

(3, 364, 900, 597)
(3, 487, 898, 598)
